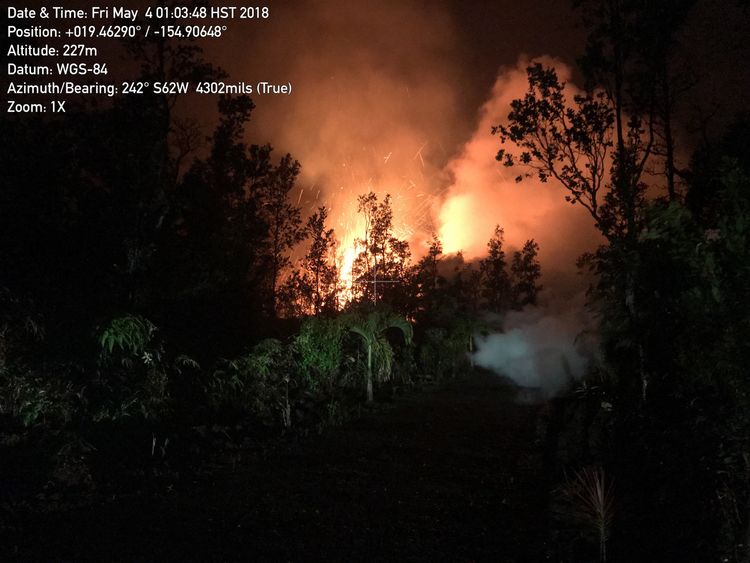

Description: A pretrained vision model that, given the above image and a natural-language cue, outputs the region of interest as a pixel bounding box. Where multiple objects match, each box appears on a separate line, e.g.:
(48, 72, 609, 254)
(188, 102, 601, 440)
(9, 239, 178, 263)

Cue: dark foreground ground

(5, 371, 548, 562)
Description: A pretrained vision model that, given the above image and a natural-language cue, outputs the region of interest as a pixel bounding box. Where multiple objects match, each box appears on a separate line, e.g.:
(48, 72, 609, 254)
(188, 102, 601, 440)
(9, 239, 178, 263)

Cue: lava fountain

(242, 0, 600, 291)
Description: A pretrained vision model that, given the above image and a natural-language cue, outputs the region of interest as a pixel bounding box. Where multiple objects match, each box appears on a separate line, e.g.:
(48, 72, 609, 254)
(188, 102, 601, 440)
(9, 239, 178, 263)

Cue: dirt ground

(7, 371, 549, 562)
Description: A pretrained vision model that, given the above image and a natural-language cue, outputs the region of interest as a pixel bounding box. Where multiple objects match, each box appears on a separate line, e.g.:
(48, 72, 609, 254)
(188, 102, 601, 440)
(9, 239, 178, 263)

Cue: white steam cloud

(472, 295, 596, 399)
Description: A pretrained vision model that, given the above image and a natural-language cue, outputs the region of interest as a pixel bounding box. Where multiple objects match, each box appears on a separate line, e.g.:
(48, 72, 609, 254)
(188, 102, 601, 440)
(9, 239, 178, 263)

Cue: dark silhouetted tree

(351, 192, 411, 307)
(479, 226, 512, 313)
(161, 94, 276, 352)
(279, 207, 340, 317)
(494, 61, 650, 398)
(576, 0, 697, 201)
(510, 239, 542, 308)
(258, 154, 305, 317)
(408, 235, 446, 321)
(451, 252, 483, 315)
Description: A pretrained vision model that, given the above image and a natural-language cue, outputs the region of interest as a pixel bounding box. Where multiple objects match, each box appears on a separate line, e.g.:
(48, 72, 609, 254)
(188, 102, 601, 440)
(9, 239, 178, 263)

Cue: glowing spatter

(241, 1, 605, 296)
(437, 193, 479, 255)
(285, 58, 600, 301)
(292, 142, 443, 304)
(319, 59, 597, 287)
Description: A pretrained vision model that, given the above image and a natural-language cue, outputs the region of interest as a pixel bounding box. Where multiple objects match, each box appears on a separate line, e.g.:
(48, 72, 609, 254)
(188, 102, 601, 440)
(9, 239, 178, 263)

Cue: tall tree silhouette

(279, 207, 340, 317)
(163, 94, 287, 351)
(258, 154, 305, 317)
(479, 226, 512, 313)
(510, 239, 542, 308)
(351, 192, 411, 307)
(576, 0, 697, 201)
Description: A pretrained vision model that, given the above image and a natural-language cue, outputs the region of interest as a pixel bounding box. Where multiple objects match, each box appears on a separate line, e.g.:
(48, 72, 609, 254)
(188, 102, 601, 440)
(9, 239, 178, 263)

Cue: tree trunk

(625, 267, 648, 402)
(281, 380, 292, 428)
(662, 66, 677, 202)
(366, 343, 374, 403)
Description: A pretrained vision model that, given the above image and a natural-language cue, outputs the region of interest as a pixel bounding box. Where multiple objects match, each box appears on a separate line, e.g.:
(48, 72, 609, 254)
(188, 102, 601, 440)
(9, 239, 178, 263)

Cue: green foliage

(294, 317, 343, 392)
(317, 399, 348, 432)
(344, 310, 412, 350)
(0, 287, 45, 371)
(95, 315, 174, 423)
(419, 325, 471, 381)
(631, 161, 750, 391)
(342, 309, 413, 402)
(389, 343, 417, 386)
(173, 354, 201, 374)
(498, 19, 747, 558)
(209, 339, 296, 427)
(99, 315, 156, 358)
(419, 328, 452, 380)
(576, 160, 750, 559)
(0, 367, 80, 428)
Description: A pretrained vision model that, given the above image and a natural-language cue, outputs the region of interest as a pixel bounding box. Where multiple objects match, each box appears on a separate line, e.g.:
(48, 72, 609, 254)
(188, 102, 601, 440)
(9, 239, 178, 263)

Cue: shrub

(209, 339, 297, 428)
(419, 326, 470, 380)
(0, 369, 79, 428)
(94, 315, 172, 423)
(293, 317, 343, 393)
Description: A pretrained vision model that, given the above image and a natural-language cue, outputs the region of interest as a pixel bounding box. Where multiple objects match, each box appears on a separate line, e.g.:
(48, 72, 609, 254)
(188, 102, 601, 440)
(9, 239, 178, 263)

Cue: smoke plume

(435, 56, 601, 282)
(221, 0, 465, 252)
(223, 2, 602, 393)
